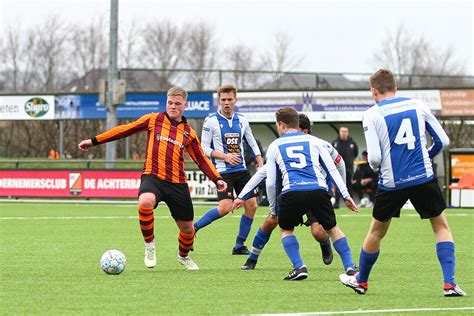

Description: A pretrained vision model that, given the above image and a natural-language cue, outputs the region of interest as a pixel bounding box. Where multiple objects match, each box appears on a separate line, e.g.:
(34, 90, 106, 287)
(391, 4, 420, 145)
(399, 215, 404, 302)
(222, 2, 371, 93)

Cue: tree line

(0, 17, 470, 158)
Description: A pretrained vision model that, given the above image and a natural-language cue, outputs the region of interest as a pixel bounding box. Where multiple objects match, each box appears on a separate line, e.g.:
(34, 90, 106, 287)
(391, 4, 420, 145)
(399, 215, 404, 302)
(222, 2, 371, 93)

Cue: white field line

(0, 199, 217, 205)
(0, 213, 469, 220)
(254, 306, 474, 315)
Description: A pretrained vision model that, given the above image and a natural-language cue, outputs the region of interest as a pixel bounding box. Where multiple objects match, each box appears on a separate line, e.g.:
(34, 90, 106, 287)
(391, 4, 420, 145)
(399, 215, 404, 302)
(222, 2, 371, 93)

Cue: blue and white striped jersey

(265, 131, 349, 214)
(201, 111, 261, 174)
(237, 139, 346, 201)
(363, 97, 449, 191)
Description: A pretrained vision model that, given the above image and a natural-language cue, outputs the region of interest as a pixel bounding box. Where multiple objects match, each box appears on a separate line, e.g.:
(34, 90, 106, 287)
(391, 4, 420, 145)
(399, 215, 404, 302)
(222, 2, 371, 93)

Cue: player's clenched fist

(216, 179, 227, 192)
(78, 139, 93, 151)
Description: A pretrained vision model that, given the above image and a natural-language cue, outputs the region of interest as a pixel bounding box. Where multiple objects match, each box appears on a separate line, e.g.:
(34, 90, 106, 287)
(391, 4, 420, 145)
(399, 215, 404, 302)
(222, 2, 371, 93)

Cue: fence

(119, 68, 474, 91)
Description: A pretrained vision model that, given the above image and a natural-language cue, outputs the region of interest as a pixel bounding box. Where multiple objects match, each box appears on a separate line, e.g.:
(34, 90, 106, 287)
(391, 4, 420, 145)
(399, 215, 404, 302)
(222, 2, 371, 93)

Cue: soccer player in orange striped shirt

(78, 86, 227, 270)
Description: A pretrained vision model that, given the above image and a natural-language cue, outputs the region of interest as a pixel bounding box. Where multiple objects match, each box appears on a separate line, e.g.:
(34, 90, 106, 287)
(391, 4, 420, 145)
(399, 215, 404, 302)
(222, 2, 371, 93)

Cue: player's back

(363, 97, 448, 190)
(267, 131, 329, 194)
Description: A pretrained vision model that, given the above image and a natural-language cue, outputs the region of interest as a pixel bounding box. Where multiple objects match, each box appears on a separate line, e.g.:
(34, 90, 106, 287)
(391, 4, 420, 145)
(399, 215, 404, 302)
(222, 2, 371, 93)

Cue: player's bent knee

(243, 198, 258, 214)
(312, 225, 328, 241)
(218, 200, 234, 215)
(138, 192, 156, 209)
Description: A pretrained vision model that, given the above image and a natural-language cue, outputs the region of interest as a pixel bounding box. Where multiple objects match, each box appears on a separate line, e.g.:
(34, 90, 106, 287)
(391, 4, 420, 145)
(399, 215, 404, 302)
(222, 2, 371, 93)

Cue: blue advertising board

(55, 92, 213, 120)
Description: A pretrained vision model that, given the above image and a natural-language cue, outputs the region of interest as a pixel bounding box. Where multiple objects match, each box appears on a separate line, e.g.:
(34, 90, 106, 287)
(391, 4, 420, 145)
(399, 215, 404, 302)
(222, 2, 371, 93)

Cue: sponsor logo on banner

(69, 172, 83, 196)
(301, 92, 313, 112)
(24, 97, 50, 117)
(0, 95, 55, 120)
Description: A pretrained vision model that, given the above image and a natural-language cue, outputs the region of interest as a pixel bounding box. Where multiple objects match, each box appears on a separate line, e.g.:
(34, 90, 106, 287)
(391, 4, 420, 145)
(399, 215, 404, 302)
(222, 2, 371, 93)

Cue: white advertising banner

(213, 90, 442, 122)
(0, 95, 55, 120)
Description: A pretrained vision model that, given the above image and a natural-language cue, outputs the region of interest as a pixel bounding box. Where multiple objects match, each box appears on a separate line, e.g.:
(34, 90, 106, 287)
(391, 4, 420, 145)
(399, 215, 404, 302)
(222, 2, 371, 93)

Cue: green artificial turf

(1, 203, 472, 315)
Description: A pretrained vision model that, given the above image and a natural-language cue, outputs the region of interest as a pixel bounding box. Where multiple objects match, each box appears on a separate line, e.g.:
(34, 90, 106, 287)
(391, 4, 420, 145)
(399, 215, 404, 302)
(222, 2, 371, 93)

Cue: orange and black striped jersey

(91, 112, 221, 184)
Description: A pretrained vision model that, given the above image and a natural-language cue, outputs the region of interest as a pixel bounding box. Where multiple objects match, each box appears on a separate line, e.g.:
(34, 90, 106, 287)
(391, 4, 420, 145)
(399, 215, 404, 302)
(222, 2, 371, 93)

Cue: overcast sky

(1, 0, 473, 75)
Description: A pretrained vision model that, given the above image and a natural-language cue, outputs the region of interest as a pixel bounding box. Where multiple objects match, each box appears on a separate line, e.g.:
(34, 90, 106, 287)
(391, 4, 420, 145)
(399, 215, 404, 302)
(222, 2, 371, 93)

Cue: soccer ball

(100, 249, 127, 275)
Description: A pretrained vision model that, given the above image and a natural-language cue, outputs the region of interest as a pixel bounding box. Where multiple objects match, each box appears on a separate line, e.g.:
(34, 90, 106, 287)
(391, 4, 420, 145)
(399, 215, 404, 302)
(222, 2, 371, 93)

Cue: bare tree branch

(225, 43, 258, 89)
(184, 22, 218, 90)
(372, 24, 466, 87)
(260, 31, 304, 88)
(139, 20, 189, 89)
(69, 17, 108, 91)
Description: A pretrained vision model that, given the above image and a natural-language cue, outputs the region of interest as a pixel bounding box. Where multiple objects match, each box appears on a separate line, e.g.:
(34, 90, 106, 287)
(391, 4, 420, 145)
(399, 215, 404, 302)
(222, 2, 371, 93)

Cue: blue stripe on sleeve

(426, 121, 443, 159)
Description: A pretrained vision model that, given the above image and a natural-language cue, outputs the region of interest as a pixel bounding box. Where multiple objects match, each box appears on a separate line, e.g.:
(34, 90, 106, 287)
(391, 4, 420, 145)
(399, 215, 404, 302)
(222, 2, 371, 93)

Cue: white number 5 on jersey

(285, 145, 307, 168)
(395, 118, 416, 150)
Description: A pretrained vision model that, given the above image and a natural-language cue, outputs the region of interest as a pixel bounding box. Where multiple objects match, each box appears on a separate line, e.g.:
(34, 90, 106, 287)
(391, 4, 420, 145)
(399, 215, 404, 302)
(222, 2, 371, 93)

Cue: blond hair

(167, 86, 188, 101)
(370, 69, 397, 94)
(217, 84, 237, 98)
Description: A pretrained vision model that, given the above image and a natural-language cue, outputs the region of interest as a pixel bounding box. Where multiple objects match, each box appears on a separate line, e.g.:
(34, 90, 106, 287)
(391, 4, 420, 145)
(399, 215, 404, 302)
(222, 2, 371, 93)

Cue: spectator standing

(332, 127, 358, 208)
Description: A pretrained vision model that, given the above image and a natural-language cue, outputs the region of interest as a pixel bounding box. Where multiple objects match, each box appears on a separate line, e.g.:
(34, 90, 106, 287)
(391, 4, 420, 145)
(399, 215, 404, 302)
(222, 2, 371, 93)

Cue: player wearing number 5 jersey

(266, 107, 358, 280)
(235, 114, 347, 271)
(339, 69, 465, 296)
(195, 84, 264, 255)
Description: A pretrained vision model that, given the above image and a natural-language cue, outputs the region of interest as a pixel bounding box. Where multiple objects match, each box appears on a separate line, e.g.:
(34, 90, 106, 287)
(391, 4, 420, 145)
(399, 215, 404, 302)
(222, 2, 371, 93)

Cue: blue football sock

(194, 208, 220, 230)
(357, 248, 379, 283)
(234, 214, 254, 249)
(282, 235, 304, 269)
(436, 241, 456, 285)
(333, 237, 355, 271)
(249, 228, 272, 261)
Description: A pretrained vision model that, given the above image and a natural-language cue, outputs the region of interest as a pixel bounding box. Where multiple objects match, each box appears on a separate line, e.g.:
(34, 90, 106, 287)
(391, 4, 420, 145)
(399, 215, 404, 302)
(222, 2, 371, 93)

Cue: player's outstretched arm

(344, 197, 358, 212)
(78, 139, 93, 151)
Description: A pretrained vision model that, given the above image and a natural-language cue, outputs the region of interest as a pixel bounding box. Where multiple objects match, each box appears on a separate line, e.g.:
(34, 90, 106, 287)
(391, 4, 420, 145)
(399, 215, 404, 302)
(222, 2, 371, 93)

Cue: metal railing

(0, 159, 200, 170)
(119, 68, 474, 91)
(0, 159, 142, 170)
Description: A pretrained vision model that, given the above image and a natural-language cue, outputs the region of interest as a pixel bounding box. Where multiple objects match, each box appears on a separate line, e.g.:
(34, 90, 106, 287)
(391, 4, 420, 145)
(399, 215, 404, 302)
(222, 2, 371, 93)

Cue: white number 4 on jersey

(395, 118, 416, 150)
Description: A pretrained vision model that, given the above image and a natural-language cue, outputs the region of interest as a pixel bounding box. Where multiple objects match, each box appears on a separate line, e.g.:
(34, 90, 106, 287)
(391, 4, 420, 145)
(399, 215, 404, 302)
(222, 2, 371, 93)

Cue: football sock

(194, 207, 220, 230)
(249, 228, 272, 261)
(320, 238, 330, 246)
(333, 237, 355, 271)
(178, 230, 195, 257)
(357, 248, 379, 283)
(138, 205, 154, 243)
(436, 241, 456, 285)
(282, 235, 304, 269)
(234, 214, 254, 249)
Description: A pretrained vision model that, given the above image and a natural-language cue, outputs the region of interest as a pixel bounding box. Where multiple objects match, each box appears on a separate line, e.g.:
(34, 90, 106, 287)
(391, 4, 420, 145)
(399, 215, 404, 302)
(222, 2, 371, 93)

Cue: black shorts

(279, 190, 336, 231)
(373, 179, 446, 222)
(217, 170, 256, 201)
(303, 211, 319, 227)
(138, 174, 194, 221)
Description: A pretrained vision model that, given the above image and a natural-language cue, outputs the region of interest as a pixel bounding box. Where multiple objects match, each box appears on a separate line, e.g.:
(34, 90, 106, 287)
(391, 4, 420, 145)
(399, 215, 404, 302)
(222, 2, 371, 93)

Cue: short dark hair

(370, 69, 397, 94)
(275, 107, 299, 129)
(298, 113, 311, 133)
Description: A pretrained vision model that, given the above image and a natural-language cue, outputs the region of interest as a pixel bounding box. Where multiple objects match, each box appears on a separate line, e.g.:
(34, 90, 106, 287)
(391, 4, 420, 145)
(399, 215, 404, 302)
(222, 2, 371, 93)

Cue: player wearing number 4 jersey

(339, 69, 465, 297)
